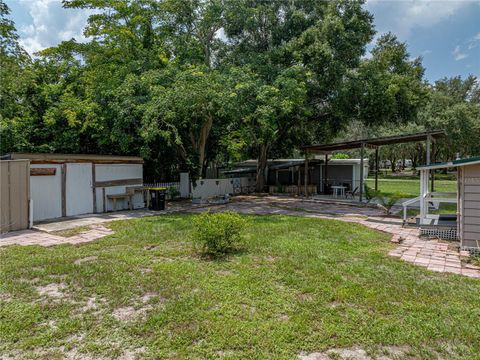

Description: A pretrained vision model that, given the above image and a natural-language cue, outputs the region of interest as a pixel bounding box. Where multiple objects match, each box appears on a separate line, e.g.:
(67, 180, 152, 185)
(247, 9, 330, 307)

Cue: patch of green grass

(1, 214, 480, 359)
(366, 178, 456, 198)
(50, 225, 92, 238)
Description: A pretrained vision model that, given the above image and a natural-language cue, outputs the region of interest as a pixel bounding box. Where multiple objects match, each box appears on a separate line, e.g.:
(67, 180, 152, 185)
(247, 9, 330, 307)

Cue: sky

(5, 0, 480, 83)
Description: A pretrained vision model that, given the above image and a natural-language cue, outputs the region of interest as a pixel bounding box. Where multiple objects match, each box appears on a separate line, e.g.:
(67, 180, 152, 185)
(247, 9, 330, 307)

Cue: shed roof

(417, 156, 480, 170)
(4, 153, 144, 164)
(302, 130, 446, 153)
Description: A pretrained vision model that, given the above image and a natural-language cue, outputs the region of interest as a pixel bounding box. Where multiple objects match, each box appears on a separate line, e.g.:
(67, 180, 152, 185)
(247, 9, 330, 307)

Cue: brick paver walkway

(0, 225, 113, 247)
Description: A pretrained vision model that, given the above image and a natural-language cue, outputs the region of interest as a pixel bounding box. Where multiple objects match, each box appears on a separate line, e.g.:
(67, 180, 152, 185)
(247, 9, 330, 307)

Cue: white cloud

(17, 0, 93, 55)
(452, 45, 468, 61)
(467, 32, 480, 49)
(366, 0, 472, 40)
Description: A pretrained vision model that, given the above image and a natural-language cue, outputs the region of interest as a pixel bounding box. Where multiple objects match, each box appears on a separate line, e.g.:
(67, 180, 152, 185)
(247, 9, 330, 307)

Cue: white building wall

(95, 164, 143, 211)
(66, 163, 93, 216)
(30, 164, 62, 221)
(192, 179, 234, 199)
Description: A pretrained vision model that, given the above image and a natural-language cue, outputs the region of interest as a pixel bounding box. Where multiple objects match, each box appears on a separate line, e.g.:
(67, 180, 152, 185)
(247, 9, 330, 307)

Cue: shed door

(66, 163, 93, 216)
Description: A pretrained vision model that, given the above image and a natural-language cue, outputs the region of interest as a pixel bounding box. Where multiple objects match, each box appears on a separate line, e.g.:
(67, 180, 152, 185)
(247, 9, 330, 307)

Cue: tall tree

(142, 66, 233, 178)
(419, 75, 480, 160)
(223, 0, 375, 191)
(337, 33, 427, 128)
(0, 0, 35, 153)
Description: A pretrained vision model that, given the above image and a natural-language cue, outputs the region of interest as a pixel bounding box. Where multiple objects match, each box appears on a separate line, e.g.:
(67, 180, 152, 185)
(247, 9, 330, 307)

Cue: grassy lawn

(2, 214, 480, 359)
(366, 178, 457, 198)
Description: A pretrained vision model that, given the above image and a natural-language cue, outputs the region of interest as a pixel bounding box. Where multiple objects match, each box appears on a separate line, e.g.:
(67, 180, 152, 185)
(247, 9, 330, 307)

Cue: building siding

(461, 164, 480, 249)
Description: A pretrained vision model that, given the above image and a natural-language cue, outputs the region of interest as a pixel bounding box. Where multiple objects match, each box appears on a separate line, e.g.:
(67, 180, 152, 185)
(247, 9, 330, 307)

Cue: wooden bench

(106, 186, 146, 212)
(106, 193, 134, 211)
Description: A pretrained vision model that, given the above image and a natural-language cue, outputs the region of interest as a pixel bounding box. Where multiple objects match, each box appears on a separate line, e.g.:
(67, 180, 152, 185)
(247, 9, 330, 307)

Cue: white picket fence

(143, 182, 180, 199)
(144, 176, 256, 201)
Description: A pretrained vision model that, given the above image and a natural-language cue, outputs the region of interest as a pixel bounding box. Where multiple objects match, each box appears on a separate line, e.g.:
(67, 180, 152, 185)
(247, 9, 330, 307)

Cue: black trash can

(149, 187, 166, 210)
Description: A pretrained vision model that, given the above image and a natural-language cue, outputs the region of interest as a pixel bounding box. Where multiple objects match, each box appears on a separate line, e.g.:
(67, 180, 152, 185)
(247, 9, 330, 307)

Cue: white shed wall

(30, 164, 62, 221)
(66, 163, 94, 216)
(95, 164, 142, 181)
(95, 164, 144, 211)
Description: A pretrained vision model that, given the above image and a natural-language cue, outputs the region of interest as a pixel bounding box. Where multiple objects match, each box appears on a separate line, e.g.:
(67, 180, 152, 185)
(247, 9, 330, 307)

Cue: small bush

(168, 185, 180, 200)
(377, 192, 402, 215)
(192, 211, 247, 256)
(364, 184, 380, 203)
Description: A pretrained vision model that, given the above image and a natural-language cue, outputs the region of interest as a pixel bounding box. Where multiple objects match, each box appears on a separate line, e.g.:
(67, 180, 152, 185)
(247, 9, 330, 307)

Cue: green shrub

(377, 192, 402, 215)
(192, 211, 247, 256)
(331, 153, 350, 159)
(364, 184, 380, 203)
(168, 185, 180, 199)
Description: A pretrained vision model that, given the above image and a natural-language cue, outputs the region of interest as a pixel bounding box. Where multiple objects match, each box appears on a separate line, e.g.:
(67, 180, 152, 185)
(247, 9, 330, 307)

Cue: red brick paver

(0, 225, 113, 247)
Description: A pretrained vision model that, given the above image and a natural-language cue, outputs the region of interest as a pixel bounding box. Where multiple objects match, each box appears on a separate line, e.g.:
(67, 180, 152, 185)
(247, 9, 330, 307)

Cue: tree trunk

(390, 157, 396, 173)
(191, 117, 213, 179)
(256, 144, 269, 192)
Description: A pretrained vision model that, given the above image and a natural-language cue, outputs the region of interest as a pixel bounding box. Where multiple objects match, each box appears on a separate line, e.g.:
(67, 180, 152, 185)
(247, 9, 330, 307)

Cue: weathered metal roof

(417, 156, 480, 170)
(302, 130, 446, 153)
(3, 153, 144, 164)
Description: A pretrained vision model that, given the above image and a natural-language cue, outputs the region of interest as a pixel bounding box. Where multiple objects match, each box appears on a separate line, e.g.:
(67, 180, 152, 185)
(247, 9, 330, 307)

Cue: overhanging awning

(417, 156, 480, 170)
(302, 130, 446, 153)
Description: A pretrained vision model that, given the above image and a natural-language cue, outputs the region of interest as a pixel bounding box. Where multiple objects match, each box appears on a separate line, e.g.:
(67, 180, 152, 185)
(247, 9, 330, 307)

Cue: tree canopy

(1, 0, 478, 182)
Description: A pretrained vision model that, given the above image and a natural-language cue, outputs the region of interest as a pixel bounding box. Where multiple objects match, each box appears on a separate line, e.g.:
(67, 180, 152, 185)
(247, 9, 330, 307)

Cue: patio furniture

(345, 186, 358, 199)
(331, 185, 346, 198)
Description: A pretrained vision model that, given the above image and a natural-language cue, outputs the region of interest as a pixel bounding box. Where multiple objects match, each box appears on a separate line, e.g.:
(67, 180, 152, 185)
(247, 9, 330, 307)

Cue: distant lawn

(1, 214, 480, 359)
(366, 178, 457, 198)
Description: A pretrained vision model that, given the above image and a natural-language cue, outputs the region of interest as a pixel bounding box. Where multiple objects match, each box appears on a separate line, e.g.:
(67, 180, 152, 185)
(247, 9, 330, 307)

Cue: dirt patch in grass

(297, 293, 313, 301)
(143, 244, 161, 251)
(74, 256, 98, 265)
(112, 306, 149, 321)
(79, 296, 107, 313)
(215, 269, 233, 276)
(36, 283, 68, 300)
(51, 226, 92, 238)
(0, 292, 12, 302)
(112, 292, 162, 321)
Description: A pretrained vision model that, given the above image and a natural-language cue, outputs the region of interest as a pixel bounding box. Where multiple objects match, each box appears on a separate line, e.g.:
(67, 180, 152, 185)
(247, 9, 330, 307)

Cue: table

(331, 185, 346, 198)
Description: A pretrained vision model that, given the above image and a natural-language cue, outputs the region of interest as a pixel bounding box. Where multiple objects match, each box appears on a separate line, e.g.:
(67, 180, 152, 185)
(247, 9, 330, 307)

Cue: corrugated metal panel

(30, 164, 62, 221)
(66, 163, 94, 216)
(0, 160, 30, 232)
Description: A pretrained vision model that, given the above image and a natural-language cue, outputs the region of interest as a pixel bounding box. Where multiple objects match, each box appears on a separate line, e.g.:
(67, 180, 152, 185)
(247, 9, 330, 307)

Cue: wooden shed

(3, 153, 144, 222)
(0, 159, 30, 232)
(417, 156, 480, 251)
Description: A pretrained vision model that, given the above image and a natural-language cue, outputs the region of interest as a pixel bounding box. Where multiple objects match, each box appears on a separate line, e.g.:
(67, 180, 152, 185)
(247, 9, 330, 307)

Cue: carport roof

(3, 153, 144, 164)
(417, 156, 480, 170)
(302, 130, 446, 153)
